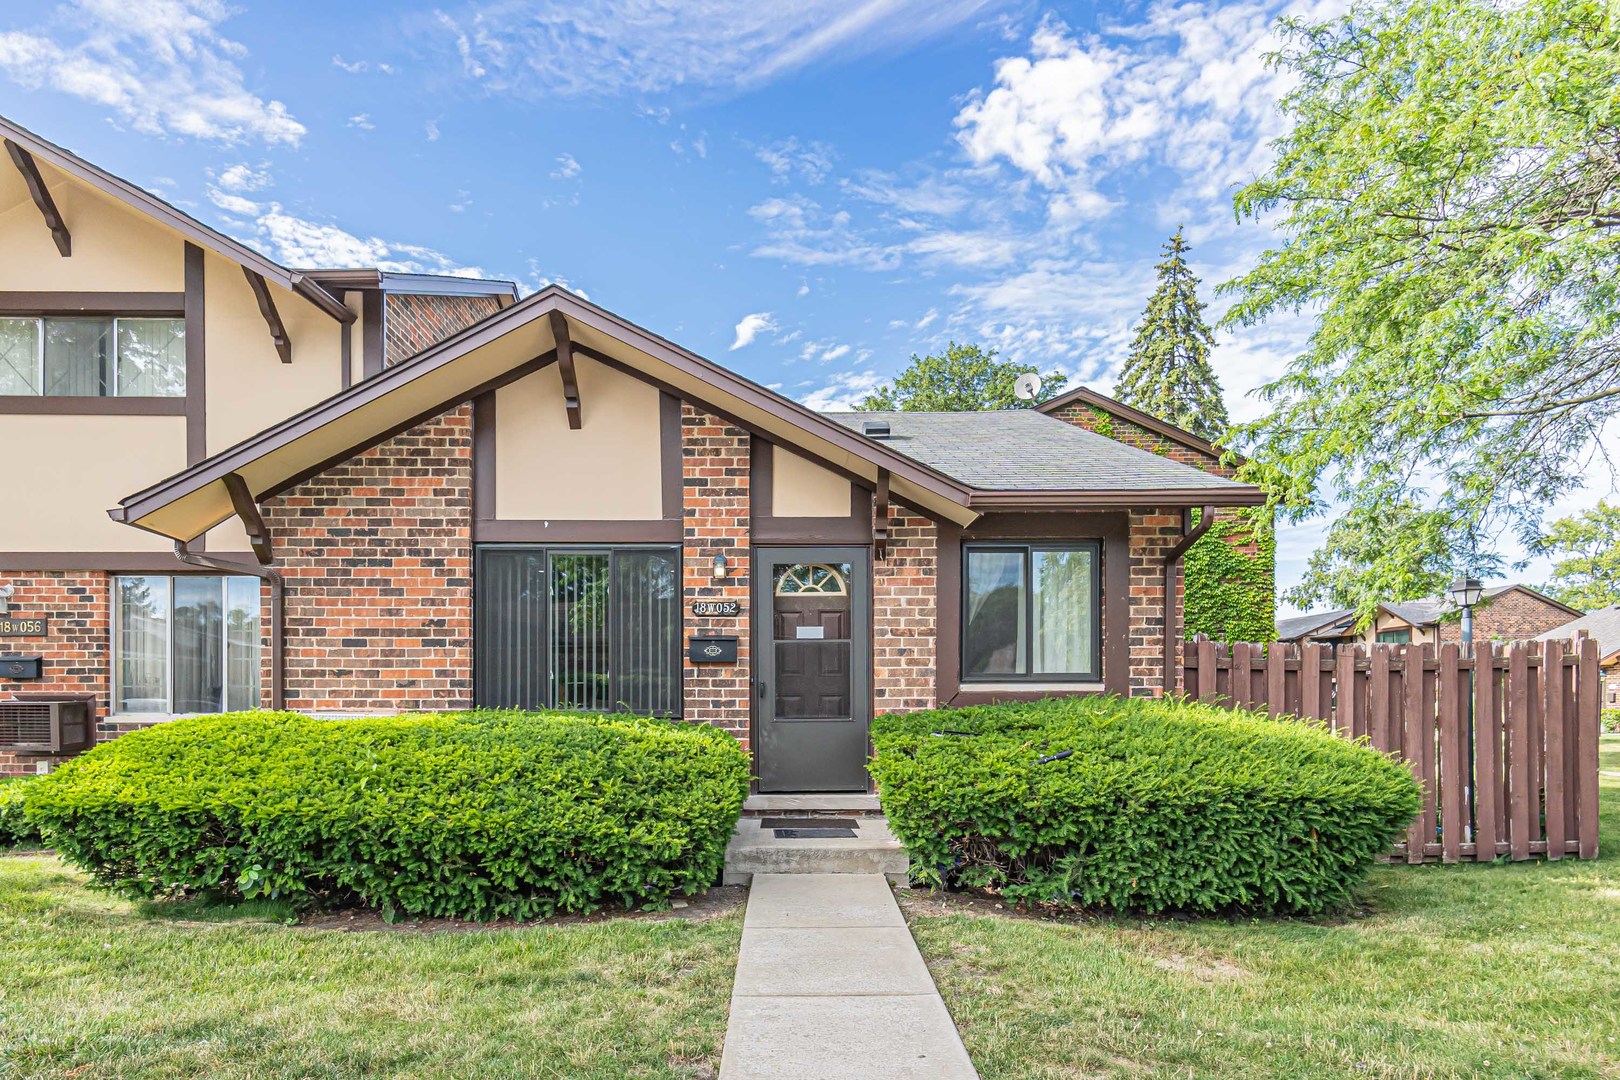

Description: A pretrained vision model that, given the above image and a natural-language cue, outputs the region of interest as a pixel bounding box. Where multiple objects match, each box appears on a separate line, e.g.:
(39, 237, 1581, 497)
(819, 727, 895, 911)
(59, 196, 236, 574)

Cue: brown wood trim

(549, 310, 581, 429)
(256, 351, 557, 502)
(2, 552, 263, 572)
(242, 269, 292, 364)
(935, 512, 1131, 702)
(335, 289, 352, 391)
(749, 436, 873, 544)
(4, 140, 71, 256)
(472, 391, 496, 523)
(969, 488, 1265, 509)
(223, 472, 272, 565)
(750, 435, 773, 522)
(474, 519, 683, 543)
(874, 468, 890, 559)
(0, 396, 185, 415)
(661, 392, 682, 519)
(0, 292, 184, 315)
(184, 243, 206, 466)
(361, 289, 384, 377)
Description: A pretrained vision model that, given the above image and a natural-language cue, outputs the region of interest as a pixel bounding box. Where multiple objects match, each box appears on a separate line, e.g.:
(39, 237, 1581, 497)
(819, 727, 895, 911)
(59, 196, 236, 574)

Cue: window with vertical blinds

(475, 547, 681, 716)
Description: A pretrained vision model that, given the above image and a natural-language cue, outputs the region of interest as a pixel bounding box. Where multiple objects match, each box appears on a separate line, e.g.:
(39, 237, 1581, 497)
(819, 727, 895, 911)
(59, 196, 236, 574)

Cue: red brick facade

(872, 512, 937, 713)
(0, 572, 109, 775)
(680, 405, 752, 747)
(384, 294, 503, 366)
(261, 407, 474, 712)
(1127, 509, 1186, 697)
(1436, 588, 1580, 646)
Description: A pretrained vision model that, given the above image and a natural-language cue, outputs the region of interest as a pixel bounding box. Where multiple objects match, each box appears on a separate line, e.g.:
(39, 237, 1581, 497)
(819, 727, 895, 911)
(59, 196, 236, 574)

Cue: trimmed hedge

(26, 710, 750, 920)
(0, 776, 44, 848)
(871, 697, 1421, 916)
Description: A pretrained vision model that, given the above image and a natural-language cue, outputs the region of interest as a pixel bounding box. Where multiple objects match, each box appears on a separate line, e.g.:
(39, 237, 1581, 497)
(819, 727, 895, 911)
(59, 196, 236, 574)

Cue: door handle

(757, 680, 767, 700)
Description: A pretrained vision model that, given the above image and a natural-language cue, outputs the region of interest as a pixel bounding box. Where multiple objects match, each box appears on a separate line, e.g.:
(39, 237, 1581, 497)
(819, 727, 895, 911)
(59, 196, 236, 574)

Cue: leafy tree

(1115, 229, 1230, 442)
(1533, 501, 1620, 610)
(854, 342, 1066, 411)
(1220, 0, 1620, 606)
(1284, 493, 1500, 616)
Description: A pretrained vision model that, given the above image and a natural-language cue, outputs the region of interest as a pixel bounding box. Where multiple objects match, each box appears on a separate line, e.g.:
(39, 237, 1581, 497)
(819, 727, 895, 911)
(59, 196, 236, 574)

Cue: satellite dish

(1014, 372, 1043, 401)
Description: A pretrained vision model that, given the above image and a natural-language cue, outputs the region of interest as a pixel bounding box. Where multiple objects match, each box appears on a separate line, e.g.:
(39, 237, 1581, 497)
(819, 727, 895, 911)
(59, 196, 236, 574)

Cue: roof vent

(862, 420, 892, 439)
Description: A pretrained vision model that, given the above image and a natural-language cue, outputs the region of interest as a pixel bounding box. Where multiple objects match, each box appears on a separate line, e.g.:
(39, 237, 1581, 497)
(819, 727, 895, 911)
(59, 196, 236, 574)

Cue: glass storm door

(753, 547, 871, 792)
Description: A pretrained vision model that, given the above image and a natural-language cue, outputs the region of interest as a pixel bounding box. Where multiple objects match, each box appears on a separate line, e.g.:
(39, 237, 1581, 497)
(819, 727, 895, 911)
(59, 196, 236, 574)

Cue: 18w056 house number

(690, 600, 741, 617)
(0, 617, 47, 637)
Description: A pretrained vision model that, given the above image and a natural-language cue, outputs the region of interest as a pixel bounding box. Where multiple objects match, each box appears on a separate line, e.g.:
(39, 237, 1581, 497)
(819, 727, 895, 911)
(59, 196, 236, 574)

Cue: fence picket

(1370, 646, 1391, 752)
(1474, 643, 1500, 862)
(1232, 642, 1253, 709)
(1266, 642, 1287, 718)
(1336, 645, 1359, 738)
(1576, 637, 1601, 859)
(1301, 643, 1325, 720)
(1403, 644, 1429, 864)
(1438, 643, 1463, 864)
(1509, 643, 1532, 861)
(1543, 639, 1566, 860)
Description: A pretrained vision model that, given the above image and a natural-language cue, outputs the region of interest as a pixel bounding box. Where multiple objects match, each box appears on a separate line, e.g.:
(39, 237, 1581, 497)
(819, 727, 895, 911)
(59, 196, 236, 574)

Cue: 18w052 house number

(690, 600, 741, 617)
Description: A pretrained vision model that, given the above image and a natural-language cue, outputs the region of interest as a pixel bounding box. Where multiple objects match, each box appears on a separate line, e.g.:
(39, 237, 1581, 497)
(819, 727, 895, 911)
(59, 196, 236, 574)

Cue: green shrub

(0, 776, 44, 848)
(26, 710, 750, 920)
(1603, 708, 1620, 734)
(871, 697, 1421, 916)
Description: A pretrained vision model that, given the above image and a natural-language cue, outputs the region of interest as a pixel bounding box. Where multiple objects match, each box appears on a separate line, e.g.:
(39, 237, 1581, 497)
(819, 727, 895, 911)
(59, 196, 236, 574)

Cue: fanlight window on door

(775, 563, 848, 596)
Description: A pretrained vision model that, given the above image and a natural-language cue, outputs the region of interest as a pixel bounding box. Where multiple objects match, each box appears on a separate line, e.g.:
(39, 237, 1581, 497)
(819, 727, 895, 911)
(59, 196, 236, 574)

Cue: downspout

(173, 540, 285, 710)
(1162, 506, 1216, 696)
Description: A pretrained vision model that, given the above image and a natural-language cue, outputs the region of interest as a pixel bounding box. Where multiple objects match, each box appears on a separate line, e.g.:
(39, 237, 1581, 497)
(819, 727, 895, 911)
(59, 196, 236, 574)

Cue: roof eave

(1036, 385, 1239, 462)
(967, 487, 1267, 510)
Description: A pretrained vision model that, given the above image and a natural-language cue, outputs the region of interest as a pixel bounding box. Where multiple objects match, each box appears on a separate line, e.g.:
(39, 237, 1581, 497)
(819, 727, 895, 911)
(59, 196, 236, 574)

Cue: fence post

(1576, 636, 1601, 859)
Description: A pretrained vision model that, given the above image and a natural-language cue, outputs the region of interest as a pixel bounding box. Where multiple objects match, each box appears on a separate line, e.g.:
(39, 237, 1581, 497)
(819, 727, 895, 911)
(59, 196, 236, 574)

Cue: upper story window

(0, 316, 186, 397)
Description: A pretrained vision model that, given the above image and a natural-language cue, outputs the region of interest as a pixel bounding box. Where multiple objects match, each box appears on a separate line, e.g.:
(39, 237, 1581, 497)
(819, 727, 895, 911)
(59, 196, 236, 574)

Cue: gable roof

(1537, 604, 1620, 663)
(298, 268, 519, 302)
(1380, 584, 1582, 628)
(823, 411, 1251, 495)
(0, 112, 352, 324)
(108, 287, 1266, 543)
(1276, 609, 1356, 641)
(1035, 385, 1226, 460)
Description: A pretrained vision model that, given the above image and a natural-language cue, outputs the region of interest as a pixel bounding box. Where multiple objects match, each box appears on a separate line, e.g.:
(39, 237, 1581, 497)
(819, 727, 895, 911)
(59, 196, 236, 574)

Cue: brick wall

(873, 512, 937, 714)
(384, 294, 503, 366)
(681, 405, 751, 747)
(1127, 508, 1186, 698)
(1049, 401, 1232, 474)
(261, 406, 474, 712)
(0, 571, 109, 775)
(1437, 588, 1581, 646)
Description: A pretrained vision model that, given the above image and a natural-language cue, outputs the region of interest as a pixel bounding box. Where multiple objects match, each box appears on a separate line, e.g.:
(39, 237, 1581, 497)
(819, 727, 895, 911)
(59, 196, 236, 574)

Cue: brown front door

(753, 547, 871, 792)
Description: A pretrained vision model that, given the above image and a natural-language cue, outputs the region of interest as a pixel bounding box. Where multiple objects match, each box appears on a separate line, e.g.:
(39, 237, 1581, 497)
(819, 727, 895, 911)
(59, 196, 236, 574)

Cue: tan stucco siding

(493, 354, 664, 520)
(0, 163, 183, 291)
(0, 414, 186, 550)
(772, 445, 852, 517)
(204, 251, 343, 454)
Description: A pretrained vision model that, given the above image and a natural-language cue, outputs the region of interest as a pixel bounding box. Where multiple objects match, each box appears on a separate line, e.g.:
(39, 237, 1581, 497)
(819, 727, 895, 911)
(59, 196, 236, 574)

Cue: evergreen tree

(1114, 229, 1229, 442)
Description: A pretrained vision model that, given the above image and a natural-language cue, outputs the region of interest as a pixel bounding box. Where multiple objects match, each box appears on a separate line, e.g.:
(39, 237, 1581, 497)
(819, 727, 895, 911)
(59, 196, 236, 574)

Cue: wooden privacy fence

(1182, 636, 1602, 863)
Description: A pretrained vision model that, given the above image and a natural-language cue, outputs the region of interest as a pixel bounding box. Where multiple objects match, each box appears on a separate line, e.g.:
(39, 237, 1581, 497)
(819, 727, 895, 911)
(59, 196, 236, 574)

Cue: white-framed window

(114, 576, 261, 714)
(0, 316, 185, 397)
(963, 542, 1102, 682)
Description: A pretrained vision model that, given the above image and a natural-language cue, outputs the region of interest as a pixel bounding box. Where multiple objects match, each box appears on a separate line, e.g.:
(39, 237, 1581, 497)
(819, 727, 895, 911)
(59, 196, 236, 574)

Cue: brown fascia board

(0, 113, 353, 325)
(1037, 385, 1237, 462)
(298, 268, 521, 302)
(967, 486, 1266, 510)
(108, 286, 975, 528)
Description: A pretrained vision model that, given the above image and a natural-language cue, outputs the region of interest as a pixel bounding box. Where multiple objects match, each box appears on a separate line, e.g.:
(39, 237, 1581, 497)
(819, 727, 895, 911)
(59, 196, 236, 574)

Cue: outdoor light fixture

(1449, 575, 1484, 845)
(1448, 576, 1485, 610)
(713, 552, 729, 580)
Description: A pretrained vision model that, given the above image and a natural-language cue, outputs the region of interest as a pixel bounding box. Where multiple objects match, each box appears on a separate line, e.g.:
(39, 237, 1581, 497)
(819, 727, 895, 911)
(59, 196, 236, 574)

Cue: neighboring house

(1537, 605, 1620, 709)
(1279, 585, 1582, 648)
(0, 115, 1262, 793)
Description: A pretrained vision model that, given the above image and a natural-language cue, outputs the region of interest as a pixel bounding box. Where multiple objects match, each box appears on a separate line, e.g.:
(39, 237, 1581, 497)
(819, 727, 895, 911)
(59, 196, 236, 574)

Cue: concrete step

(723, 815, 909, 886)
(742, 793, 881, 814)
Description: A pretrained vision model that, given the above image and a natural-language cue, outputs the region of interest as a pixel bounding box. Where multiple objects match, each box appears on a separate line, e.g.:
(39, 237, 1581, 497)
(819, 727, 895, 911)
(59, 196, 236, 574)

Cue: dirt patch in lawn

(295, 885, 747, 933)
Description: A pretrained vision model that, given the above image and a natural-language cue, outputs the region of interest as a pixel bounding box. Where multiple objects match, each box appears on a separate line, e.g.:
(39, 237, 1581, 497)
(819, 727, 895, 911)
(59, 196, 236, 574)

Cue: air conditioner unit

(0, 698, 94, 755)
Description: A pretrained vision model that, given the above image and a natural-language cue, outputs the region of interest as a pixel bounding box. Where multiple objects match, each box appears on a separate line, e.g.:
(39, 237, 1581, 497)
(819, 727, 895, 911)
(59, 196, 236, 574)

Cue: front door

(753, 547, 871, 792)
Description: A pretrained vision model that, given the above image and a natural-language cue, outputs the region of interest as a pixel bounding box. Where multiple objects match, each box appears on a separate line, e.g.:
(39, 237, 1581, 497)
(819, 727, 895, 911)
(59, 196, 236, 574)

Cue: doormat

(760, 817, 859, 831)
(773, 827, 858, 839)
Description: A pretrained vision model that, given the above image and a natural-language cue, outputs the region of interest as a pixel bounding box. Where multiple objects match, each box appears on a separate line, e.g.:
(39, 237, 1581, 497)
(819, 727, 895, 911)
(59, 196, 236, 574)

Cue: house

(0, 114, 1262, 792)
(1537, 605, 1620, 709)
(1279, 585, 1582, 648)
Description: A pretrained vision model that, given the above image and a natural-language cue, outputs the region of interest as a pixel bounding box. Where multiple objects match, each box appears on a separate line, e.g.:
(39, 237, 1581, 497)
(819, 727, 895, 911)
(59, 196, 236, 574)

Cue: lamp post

(1448, 576, 1484, 841)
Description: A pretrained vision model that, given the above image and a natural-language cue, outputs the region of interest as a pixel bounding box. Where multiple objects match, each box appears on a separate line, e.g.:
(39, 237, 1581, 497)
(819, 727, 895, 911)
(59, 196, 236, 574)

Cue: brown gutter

(1162, 506, 1216, 695)
(969, 488, 1265, 510)
(173, 541, 284, 710)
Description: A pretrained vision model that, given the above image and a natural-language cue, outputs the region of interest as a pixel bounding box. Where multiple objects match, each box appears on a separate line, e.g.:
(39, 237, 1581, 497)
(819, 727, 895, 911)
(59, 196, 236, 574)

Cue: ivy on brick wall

(1184, 511, 1277, 643)
(1088, 407, 1115, 440)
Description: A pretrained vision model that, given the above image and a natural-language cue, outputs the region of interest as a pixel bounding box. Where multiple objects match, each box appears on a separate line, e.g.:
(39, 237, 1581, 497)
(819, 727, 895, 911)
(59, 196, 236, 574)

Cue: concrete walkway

(718, 874, 978, 1080)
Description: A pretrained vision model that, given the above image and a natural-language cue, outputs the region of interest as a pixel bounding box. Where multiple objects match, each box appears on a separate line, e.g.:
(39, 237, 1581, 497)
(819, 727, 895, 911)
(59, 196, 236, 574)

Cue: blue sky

(0, 0, 1605, 612)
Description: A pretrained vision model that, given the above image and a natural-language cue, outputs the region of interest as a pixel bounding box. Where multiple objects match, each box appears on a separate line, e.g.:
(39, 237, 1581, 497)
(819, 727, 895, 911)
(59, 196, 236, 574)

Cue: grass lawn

(0, 857, 741, 1079)
(906, 733, 1620, 1079)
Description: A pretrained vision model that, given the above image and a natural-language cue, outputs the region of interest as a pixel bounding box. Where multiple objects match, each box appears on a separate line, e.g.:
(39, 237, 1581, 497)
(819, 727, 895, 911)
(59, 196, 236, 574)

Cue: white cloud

(428, 0, 1005, 99)
(758, 138, 836, 185)
(214, 162, 270, 192)
(730, 311, 777, 350)
(425, 118, 441, 142)
(247, 205, 487, 276)
(798, 369, 886, 411)
(915, 307, 939, 330)
(332, 54, 366, 73)
(347, 113, 375, 130)
(0, 0, 306, 145)
(551, 152, 581, 179)
(207, 188, 260, 216)
(797, 282, 810, 297)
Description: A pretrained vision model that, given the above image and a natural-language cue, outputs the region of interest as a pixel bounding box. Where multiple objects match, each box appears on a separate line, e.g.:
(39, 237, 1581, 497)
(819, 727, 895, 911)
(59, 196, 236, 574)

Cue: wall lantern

(713, 552, 730, 580)
(1447, 576, 1484, 610)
